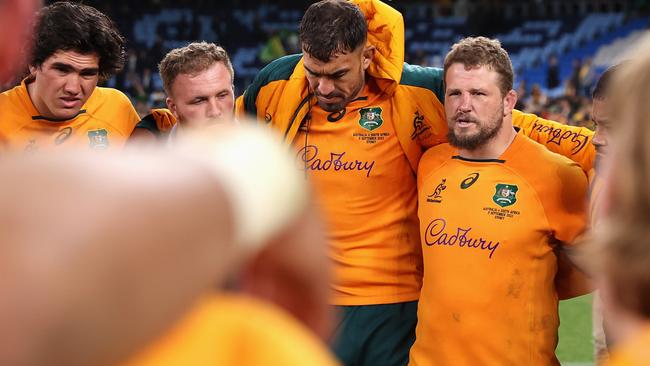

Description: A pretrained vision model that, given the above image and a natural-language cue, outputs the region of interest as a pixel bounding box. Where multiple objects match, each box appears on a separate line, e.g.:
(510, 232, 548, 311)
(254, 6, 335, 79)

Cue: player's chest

(419, 164, 546, 230)
(294, 101, 406, 178)
(9, 121, 123, 152)
(419, 165, 551, 260)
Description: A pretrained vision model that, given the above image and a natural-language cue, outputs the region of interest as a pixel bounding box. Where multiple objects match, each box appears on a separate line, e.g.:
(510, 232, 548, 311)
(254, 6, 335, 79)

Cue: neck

(458, 118, 517, 160)
(25, 80, 44, 115)
(349, 77, 368, 103)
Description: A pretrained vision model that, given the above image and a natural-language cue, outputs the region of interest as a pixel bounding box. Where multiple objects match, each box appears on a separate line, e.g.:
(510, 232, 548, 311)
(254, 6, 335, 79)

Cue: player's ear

(166, 97, 178, 119)
(503, 89, 517, 116)
(361, 45, 375, 70)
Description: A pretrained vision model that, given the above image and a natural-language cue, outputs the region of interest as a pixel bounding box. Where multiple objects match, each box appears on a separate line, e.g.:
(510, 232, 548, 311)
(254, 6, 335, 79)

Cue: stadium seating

(105, 3, 649, 107)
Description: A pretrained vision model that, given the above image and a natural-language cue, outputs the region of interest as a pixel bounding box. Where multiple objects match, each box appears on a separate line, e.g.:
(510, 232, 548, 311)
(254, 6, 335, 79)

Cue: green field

(557, 294, 594, 366)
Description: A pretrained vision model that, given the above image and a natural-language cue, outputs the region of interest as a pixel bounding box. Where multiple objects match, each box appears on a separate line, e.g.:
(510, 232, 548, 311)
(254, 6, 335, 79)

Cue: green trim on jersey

(134, 114, 160, 135)
(400, 63, 445, 103)
(243, 54, 302, 117)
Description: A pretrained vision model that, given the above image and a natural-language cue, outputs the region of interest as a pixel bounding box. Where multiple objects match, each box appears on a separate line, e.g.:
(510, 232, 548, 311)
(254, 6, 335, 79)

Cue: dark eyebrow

(51, 62, 99, 75)
(330, 68, 349, 77)
(304, 65, 323, 77)
(304, 65, 349, 78)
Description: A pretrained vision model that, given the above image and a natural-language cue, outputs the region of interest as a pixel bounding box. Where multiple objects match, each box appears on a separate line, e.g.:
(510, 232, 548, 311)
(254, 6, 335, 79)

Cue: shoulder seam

(500, 163, 553, 231)
(419, 144, 455, 183)
(400, 63, 445, 102)
(84, 89, 138, 134)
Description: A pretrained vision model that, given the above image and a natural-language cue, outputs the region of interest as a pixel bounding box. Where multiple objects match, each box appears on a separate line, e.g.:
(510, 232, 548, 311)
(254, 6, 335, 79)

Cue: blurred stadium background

(4, 0, 645, 129)
(16, 1, 650, 365)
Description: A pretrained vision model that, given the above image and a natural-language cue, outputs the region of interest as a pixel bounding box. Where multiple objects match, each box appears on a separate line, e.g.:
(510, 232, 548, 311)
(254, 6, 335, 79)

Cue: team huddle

(1, 0, 650, 365)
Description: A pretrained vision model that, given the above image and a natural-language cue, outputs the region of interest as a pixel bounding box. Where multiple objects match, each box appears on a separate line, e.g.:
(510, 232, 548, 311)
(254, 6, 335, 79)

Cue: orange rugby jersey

(512, 109, 595, 173)
(410, 133, 588, 366)
(123, 294, 340, 366)
(293, 80, 423, 305)
(0, 80, 140, 152)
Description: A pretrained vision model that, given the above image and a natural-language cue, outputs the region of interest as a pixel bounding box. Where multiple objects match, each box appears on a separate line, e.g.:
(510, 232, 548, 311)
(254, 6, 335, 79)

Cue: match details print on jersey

(411, 134, 588, 366)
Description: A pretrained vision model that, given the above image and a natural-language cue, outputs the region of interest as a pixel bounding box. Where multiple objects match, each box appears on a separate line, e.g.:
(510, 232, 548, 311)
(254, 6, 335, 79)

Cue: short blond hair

(159, 42, 234, 95)
(444, 37, 514, 96)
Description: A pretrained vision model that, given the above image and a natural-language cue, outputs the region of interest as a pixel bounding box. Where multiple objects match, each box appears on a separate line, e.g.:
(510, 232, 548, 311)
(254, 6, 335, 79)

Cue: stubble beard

(447, 105, 504, 151)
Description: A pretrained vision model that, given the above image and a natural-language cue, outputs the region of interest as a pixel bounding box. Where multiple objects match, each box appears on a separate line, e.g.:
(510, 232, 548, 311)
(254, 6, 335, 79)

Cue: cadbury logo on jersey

(424, 218, 500, 259)
(296, 144, 375, 178)
(531, 121, 590, 155)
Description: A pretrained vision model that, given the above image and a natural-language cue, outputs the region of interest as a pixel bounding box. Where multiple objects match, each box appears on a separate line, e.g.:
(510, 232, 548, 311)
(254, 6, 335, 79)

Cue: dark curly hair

(299, 0, 367, 62)
(30, 1, 126, 81)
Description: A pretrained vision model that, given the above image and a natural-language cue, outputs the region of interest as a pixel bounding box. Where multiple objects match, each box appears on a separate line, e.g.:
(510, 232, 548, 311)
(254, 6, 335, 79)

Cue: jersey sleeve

(544, 159, 591, 298)
(126, 99, 141, 130)
(545, 161, 589, 245)
(109, 89, 141, 133)
(512, 109, 595, 173)
(399, 64, 448, 149)
(132, 108, 176, 139)
(150, 109, 176, 132)
(417, 145, 450, 188)
(234, 95, 247, 118)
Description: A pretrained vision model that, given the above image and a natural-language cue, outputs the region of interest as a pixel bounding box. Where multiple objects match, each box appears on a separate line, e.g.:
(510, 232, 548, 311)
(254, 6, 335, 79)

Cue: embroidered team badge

(87, 129, 109, 150)
(493, 184, 518, 207)
(358, 107, 383, 131)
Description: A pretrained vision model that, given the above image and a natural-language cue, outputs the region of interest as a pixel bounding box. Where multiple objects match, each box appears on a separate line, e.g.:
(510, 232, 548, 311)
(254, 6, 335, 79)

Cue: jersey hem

(330, 292, 420, 306)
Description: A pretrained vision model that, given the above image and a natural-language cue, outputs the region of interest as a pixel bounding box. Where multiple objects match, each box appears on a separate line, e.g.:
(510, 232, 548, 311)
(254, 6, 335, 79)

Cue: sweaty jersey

(123, 294, 340, 366)
(0, 80, 139, 152)
(235, 1, 596, 307)
(294, 79, 425, 305)
(236, 0, 448, 306)
(410, 133, 588, 366)
(512, 110, 595, 173)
